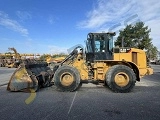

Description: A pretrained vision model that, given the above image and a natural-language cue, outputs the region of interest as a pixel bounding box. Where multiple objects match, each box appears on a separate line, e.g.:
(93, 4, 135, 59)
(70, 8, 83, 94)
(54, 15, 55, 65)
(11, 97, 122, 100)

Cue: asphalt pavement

(0, 65, 160, 120)
(0, 67, 16, 85)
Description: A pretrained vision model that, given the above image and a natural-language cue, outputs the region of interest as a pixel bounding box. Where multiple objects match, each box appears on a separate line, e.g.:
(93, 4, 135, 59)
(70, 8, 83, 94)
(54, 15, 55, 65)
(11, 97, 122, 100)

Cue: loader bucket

(7, 59, 54, 92)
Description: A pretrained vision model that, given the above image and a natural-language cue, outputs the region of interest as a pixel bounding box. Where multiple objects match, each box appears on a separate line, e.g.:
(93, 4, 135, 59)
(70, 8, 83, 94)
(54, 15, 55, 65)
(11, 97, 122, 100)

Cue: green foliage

(39, 54, 49, 61)
(52, 53, 68, 58)
(146, 44, 158, 60)
(39, 53, 68, 61)
(115, 22, 158, 59)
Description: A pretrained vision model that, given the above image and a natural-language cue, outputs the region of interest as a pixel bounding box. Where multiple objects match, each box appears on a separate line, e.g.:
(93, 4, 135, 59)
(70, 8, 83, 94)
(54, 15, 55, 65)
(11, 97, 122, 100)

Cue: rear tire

(53, 65, 80, 92)
(106, 65, 136, 93)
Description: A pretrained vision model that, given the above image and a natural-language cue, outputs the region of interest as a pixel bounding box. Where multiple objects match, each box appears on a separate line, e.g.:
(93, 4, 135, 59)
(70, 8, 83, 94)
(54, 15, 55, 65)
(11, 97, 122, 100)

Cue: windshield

(108, 35, 113, 51)
(86, 33, 114, 53)
(85, 40, 93, 53)
(95, 40, 105, 52)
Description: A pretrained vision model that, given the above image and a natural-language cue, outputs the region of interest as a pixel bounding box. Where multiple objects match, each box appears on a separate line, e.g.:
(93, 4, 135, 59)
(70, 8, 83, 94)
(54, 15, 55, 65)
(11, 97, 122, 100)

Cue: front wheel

(53, 65, 80, 92)
(106, 65, 136, 93)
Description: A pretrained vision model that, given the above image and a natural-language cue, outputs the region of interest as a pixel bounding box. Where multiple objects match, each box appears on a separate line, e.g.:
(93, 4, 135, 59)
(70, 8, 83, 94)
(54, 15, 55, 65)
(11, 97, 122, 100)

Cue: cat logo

(120, 48, 131, 53)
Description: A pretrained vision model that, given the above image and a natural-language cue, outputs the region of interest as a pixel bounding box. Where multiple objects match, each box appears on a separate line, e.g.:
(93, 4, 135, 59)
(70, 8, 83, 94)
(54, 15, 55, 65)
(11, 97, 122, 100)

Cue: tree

(146, 44, 158, 60)
(39, 53, 68, 61)
(52, 53, 68, 58)
(115, 21, 158, 59)
(39, 54, 50, 61)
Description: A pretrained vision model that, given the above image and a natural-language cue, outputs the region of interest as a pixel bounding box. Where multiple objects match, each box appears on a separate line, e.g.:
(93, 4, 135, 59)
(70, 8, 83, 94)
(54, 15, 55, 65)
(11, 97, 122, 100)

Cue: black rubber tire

(75, 82, 82, 91)
(106, 65, 136, 93)
(53, 65, 80, 92)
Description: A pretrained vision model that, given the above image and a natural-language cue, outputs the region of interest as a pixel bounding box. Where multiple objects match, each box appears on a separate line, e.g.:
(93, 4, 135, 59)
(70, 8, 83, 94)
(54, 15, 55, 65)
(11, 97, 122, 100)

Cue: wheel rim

(114, 72, 129, 87)
(60, 72, 74, 86)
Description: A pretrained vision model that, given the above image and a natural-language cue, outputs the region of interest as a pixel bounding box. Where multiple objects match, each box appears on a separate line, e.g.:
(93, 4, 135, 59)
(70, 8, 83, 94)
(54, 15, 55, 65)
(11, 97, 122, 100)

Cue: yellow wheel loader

(7, 32, 153, 93)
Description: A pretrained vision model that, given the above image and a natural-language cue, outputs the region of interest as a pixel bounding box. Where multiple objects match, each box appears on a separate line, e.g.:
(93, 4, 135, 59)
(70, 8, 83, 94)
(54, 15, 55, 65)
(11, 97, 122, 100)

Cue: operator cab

(86, 32, 115, 62)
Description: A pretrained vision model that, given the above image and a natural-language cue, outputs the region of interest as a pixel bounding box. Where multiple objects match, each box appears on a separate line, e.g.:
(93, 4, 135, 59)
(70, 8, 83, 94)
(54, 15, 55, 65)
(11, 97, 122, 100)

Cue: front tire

(53, 65, 80, 92)
(106, 65, 136, 93)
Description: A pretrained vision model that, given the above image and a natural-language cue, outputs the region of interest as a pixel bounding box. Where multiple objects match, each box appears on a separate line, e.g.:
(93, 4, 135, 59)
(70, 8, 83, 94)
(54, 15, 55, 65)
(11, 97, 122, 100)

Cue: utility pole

(121, 37, 124, 47)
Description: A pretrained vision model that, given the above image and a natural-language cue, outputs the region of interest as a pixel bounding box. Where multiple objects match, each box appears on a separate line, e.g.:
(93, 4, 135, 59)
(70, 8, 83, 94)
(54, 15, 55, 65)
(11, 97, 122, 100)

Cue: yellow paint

(114, 53, 132, 62)
(114, 72, 129, 87)
(72, 55, 89, 80)
(14, 67, 27, 80)
(60, 72, 74, 86)
(114, 48, 153, 77)
(46, 56, 65, 63)
(25, 89, 36, 104)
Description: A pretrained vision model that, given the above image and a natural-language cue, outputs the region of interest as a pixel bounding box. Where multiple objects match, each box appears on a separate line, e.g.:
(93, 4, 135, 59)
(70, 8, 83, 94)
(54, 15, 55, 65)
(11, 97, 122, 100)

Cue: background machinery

(6, 47, 22, 68)
(46, 55, 65, 64)
(7, 32, 153, 93)
(0, 48, 40, 68)
(0, 52, 17, 67)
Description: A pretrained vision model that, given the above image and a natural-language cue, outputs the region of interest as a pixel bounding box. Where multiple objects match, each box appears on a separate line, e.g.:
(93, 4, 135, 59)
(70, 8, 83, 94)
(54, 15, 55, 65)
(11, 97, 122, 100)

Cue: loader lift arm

(60, 46, 83, 66)
(52, 46, 83, 73)
(8, 47, 21, 59)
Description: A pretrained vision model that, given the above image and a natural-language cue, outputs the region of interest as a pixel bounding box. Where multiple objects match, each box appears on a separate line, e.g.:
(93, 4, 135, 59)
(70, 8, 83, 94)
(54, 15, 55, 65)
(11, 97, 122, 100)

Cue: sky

(0, 0, 160, 55)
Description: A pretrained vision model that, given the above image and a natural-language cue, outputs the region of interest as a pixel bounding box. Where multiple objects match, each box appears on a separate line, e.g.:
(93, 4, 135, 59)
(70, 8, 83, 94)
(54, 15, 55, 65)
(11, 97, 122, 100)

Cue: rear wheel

(106, 65, 136, 93)
(53, 65, 80, 92)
